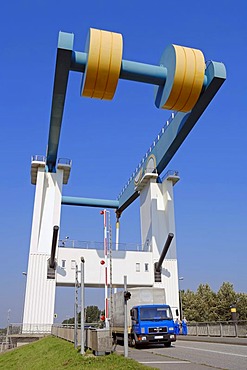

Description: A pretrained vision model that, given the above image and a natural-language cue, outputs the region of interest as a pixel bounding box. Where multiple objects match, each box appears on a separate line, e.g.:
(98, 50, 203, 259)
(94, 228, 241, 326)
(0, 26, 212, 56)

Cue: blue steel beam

(71, 51, 168, 85)
(46, 33, 74, 172)
(62, 196, 119, 209)
(71, 52, 208, 87)
(46, 32, 225, 210)
(117, 61, 226, 212)
(47, 32, 171, 172)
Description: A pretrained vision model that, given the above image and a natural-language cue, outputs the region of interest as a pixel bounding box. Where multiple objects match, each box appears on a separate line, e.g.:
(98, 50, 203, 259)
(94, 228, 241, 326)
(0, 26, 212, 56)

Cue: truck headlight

(141, 327, 145, 333)
(169, 327, 174, 331)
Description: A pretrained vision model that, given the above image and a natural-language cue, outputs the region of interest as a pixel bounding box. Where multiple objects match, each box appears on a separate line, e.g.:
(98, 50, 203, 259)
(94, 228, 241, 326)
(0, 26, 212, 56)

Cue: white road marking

(140, 361, 190, 364)
(176, 344, 247, 358)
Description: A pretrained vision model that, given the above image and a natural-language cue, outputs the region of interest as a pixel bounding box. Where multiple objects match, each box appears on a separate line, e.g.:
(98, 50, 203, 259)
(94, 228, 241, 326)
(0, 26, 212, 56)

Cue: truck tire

(164, 342, 172, 347)
(112, 334, 117, 345)
(129, 337, 135, 347)
(130, 336, 140, 348)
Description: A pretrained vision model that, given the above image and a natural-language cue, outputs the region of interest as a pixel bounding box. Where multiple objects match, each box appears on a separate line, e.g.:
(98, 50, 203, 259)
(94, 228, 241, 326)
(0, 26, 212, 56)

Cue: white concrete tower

(139, 171, 180, 316)
(22, 156, 71, 332)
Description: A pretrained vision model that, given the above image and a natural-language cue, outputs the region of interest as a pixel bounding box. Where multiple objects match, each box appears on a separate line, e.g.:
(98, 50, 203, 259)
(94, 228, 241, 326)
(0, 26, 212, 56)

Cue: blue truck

(111, 288, 176, 347)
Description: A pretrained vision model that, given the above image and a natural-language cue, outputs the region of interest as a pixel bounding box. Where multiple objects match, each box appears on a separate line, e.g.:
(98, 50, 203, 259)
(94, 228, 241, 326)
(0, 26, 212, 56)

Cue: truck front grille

(148, 326, 168, 334)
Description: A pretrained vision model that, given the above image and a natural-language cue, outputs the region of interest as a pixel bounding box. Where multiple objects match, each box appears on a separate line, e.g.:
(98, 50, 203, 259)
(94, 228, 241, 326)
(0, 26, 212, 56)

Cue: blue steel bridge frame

(47, 31, 226, 213)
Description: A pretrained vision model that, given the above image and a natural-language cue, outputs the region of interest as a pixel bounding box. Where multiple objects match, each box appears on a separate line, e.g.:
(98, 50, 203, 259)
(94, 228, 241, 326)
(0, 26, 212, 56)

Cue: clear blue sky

(0, 0, 246, 327)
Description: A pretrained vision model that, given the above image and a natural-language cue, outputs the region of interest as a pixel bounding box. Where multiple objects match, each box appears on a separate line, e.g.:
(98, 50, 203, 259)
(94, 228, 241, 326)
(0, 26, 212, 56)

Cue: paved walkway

(177, 335, 247, 346)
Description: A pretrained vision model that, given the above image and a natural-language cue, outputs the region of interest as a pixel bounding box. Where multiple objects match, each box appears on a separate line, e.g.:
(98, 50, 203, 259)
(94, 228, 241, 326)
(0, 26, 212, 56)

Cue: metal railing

(57, 158, 72, 166)
(31, 155, 46, 163)
(118, 111, 177, 199)
(51, 323, 100, 344)
(187, 320, 247, 338)
(7, 323, 52, 335)
(31, 156, 71, 167)
(58, 240, 151, 252)
(6, 321, 246, 339)
(161, 170, 179, 182)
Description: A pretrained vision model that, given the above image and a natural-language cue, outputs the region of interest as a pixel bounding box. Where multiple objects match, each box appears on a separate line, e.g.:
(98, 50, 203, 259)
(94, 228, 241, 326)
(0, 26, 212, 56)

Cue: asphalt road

(116, 340, 247, 370)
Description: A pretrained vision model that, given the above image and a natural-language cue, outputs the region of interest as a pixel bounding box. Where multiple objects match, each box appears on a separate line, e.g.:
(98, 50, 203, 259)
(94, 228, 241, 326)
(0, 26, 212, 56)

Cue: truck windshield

(140, 307, 172, 321)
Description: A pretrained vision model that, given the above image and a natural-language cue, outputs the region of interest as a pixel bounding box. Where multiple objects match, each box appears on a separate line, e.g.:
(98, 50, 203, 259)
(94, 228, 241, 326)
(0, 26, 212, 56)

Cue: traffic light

(124, 291, 131, 301)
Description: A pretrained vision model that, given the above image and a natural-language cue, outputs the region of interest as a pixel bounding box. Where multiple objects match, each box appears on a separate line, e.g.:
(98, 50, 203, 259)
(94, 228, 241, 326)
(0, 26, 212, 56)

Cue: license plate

(154, 335, 163, 339)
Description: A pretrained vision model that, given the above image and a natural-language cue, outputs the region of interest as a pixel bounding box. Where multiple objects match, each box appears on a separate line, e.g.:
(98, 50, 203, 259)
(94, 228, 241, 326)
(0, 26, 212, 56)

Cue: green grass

(0, 336, 151, 369)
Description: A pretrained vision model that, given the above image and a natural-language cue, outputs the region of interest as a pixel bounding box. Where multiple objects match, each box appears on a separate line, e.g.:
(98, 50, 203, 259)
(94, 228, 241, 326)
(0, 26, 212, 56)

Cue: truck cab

(130, 304, 176, 347)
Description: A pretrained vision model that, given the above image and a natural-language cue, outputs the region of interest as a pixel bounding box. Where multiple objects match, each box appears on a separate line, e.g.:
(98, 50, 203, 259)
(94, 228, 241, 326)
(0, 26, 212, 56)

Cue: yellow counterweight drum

(155, 44, 205, 112)
(81, 28, 123, 100)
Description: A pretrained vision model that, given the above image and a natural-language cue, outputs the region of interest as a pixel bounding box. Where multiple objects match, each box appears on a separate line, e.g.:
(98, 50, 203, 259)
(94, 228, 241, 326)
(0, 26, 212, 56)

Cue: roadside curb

(177, 335, 247, 346)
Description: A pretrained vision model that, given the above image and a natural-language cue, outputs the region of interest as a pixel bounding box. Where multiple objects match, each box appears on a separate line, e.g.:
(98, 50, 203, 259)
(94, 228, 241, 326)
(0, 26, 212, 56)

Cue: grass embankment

(0, 336, 150, 369)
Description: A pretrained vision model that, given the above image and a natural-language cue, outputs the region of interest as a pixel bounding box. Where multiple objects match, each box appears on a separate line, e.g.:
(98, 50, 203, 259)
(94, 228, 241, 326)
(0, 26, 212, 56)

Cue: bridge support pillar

(139, 174, 180, 317)
(23, 167, 63, 332)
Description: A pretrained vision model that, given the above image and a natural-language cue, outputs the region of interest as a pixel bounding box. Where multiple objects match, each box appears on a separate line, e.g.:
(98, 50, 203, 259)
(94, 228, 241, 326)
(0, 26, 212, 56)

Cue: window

(61, 260, 66, 268)
(144, 263, 149, 272)
(71, 260, 76, 269)
(136, 263, 140, 272)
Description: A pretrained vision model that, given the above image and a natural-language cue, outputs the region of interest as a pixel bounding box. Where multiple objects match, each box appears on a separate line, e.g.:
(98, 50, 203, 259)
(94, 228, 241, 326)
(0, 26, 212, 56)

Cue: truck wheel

(164, 342, 172, 347)
(112, 334, 117, 345)
(129, 337, 136, 347)
(130, 337, 140, 348)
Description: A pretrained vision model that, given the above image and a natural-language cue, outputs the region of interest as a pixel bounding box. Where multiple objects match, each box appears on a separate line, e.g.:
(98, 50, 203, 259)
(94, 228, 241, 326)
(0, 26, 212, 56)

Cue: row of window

(61, 260, 149, 272)
(61, 259, 76, 269)
(136, 263, 149, 272)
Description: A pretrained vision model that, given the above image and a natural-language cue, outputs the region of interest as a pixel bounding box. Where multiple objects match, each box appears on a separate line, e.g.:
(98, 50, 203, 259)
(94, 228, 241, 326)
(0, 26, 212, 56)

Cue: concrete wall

(139, 177, 180, 316)
(23, 167, 64, 331)
(56, 248, 153, 287)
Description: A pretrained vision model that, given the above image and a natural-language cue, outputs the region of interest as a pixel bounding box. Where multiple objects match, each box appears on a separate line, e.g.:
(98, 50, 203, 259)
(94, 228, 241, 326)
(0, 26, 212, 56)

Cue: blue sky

(0, 0, 246, 327)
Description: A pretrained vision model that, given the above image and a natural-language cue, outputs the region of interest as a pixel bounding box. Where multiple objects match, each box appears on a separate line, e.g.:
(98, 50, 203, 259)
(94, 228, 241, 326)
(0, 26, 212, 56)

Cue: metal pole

(155, 233, 174, 272)
(116, 218, 120, 251)
(74, 264, 78, 348)
(101, 209, 110, 329)
(80, 257, 85, 355)
(49, 225, 59, 268)
(114, 217, 120, 294)
(124, 275, 128, 358)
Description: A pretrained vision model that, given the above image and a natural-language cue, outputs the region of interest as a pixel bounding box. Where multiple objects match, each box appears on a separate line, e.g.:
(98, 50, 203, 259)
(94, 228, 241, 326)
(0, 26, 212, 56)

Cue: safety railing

(57, 158, 72, 166)
(7, 323, 52, 335)
(187, 320, 247, 338)
(51, 323, 100, 343)
(31, 155, 46, 163)
(161, 170, 179, 182)
(31, 156, 72, 167)
(7, 321, 246, 340)
(117, 111, 178, 199)
(58, 240, 151, 252)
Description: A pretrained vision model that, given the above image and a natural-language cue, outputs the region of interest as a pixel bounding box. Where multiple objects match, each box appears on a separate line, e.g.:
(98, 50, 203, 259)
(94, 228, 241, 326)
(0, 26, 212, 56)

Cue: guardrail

(52, 325, 78, 343)
(188, 320, 247, 338)
(58, 240, 149, 252)
(8, 321, 246, 338)
(51, 324, 101, 344)
(7, 323, 52, 335)
(117, 112, 177, 199)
